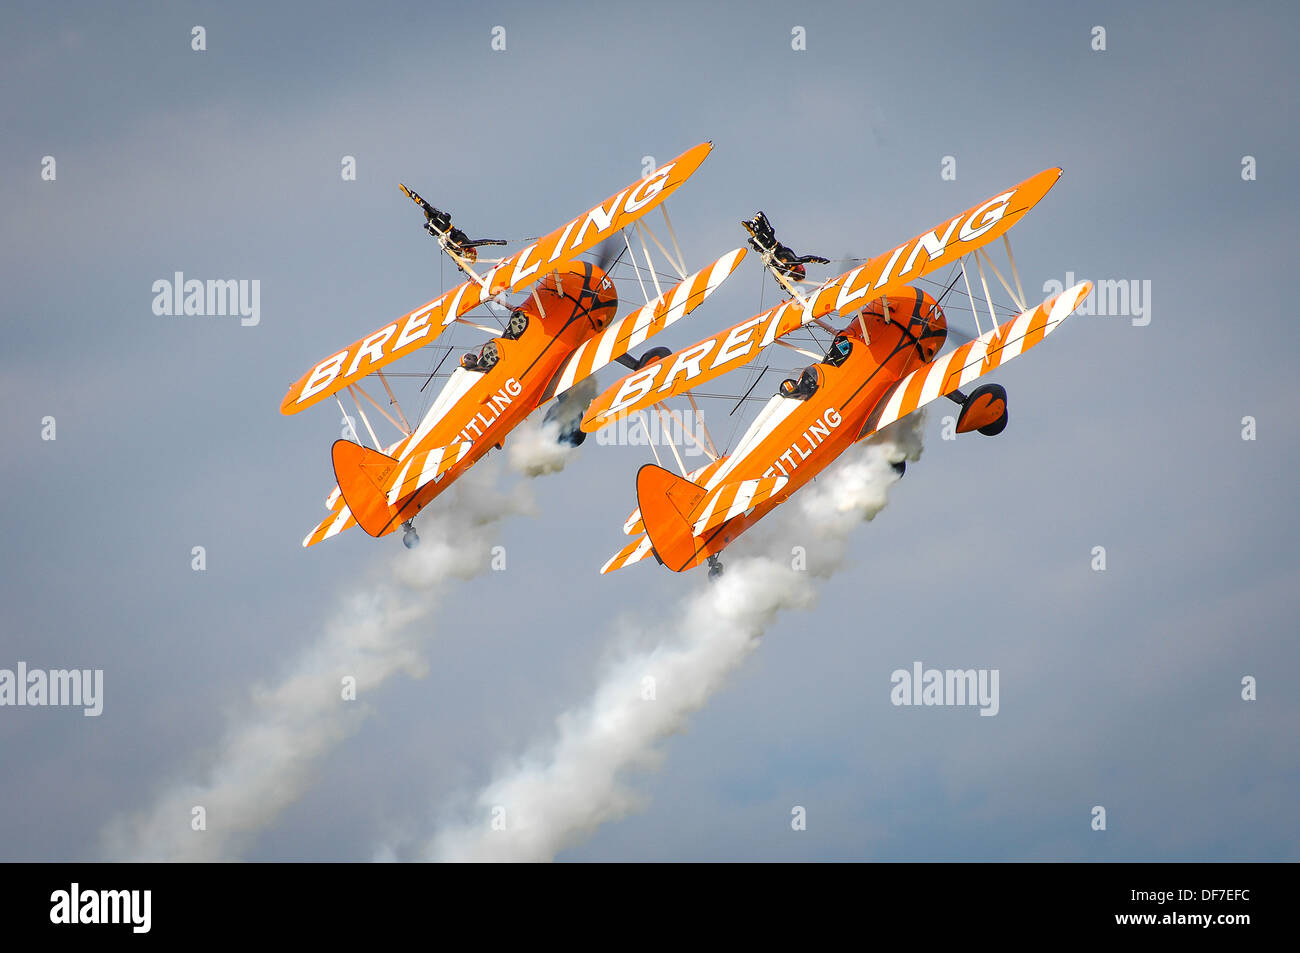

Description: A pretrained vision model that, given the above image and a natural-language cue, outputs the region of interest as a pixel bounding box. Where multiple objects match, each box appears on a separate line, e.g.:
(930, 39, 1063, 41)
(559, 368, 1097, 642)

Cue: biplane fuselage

(635, 289, 946, 572)
(330, 261, 616, 540)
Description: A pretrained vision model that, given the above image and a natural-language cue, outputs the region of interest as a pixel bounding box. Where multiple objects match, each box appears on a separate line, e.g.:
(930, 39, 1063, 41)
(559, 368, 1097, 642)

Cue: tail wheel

(401, 520, 420, 549)
(956, 383, 1008, 436)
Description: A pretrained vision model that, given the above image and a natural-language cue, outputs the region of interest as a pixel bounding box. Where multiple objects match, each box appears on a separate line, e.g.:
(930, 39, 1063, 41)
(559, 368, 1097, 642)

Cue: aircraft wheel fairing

(956, 383, 1008, 436)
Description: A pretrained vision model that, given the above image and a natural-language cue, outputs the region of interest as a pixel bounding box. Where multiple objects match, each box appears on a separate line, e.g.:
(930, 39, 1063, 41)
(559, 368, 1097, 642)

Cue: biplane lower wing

(546, 248, 747, 400)
(858, 281, 1093, 441)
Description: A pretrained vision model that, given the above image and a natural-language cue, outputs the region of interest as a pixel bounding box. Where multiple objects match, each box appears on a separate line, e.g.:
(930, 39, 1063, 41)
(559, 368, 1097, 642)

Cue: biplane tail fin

(635, 465, 708, 573)
(331, 440, 404, 537)
(331, 438, 475, 537)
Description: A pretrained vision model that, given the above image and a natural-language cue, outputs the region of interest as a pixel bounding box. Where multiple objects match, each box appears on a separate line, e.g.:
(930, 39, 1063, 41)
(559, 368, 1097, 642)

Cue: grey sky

(1, 0, 1296, 861)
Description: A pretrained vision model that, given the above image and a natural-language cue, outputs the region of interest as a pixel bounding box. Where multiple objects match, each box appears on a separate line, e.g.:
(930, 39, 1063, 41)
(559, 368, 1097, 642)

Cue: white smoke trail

(506, 377, 598, 478)
(428, 412, 925, 862)
(101, 460, 534, 861)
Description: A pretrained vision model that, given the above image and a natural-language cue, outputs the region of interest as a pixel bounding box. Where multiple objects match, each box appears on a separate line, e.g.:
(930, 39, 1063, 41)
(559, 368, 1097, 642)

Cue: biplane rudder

(331, 439, 403, 537)
(635, 464, 710, 573)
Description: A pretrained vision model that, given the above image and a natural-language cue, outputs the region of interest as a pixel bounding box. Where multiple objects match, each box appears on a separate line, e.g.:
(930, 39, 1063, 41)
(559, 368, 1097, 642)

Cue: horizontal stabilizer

(303, 495, 357, 548)
(384, 441, 474, 505)
(600, 534, 655, 574)
(690, 475, 788, 537)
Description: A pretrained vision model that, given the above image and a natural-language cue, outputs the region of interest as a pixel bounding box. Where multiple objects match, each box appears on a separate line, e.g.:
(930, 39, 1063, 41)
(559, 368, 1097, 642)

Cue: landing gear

(707, 555, 724, 581)
(401, 520, 420, 549)
(951, 383, 1009, 436)
(891, 460, 906, 477)
(614, 345, 671, 373)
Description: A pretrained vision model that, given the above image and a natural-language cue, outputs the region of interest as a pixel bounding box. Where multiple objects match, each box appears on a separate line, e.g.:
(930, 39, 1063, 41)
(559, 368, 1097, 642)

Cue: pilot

(778, 365, 820, 400)
(460, 339, 500, 372)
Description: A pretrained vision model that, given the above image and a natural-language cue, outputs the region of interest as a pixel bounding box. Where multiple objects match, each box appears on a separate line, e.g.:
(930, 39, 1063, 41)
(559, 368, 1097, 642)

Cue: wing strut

(685, 393, 719, 458)
(639, 412, 664, 468)
(655, 406, 688, 475)
(639, 217, 686, 279)
(978, 246, 1026, 313)
(660, 206, 688, 275)
(634, 222, 665, 299)
(347, 385, 382, 450)
(959, 259, 984, 337)
(776, 338, 822, 361)
(663, 404, 717, 462)
(1002, 234, 1027, 311)
(354, 380, 409, 436)
(622, 229, 651, 305)
(375, 370, 411, 434)
(973, 253, 1000, 332)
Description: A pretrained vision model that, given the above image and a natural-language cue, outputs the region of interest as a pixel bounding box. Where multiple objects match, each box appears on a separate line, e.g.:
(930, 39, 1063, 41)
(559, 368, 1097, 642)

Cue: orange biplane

(283, 142, 745, 548)
(583, 169, 1092, 577)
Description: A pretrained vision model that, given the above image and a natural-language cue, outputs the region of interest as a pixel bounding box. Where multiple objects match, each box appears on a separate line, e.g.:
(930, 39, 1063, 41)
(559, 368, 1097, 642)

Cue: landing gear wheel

(401, 520, 420, 549)
(634, 346, 672, 371)
(891, 459, 906, 477)
(707, 556, 724, 581)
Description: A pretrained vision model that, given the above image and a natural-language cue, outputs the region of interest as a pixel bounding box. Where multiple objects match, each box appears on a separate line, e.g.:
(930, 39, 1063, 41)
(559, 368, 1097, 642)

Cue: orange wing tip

(623, 507, 644, 536)
(303, 503, 356, 548)
(600, 535, 654, 575)
(1070, 280, 1092, 310)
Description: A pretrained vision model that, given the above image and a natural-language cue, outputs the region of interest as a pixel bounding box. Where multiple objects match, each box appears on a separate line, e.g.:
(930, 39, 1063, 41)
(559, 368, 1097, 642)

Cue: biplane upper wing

(281, 142, 714, 416)
(858, 281, 1092, 440)
(579, 168, 1062, 431)
(545, 248, 747, 399)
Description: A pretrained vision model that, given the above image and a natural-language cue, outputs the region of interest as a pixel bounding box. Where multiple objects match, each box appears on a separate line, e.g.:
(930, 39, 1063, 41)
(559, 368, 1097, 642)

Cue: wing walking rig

(580, 168, 1093, 577)
(283, 142, 747, 549)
